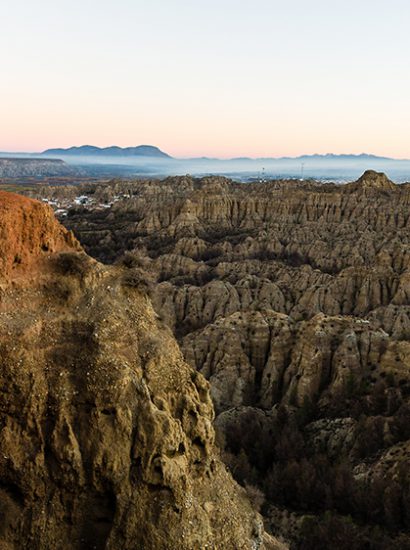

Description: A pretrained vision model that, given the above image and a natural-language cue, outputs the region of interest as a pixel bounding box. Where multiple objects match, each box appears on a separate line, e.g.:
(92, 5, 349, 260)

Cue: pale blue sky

(2, 0, 410, 157)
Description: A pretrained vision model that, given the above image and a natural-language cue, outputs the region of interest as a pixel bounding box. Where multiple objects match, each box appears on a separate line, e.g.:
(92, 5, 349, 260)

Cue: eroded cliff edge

(43, 171, 410, 547)
(0, 192, 282, 549)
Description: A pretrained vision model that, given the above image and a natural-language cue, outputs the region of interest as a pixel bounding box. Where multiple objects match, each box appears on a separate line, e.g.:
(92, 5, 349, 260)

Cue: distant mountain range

(0, 146, 405, 164)
(188, 153, 397, 163)
(1, 147, 410, 181)
(42, 145, 171, 159)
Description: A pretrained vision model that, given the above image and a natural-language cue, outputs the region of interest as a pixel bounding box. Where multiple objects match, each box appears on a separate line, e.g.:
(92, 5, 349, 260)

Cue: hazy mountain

(42, 144, 172, 159)
(280, 153, 393, 161)
(2, 148, 410, 181)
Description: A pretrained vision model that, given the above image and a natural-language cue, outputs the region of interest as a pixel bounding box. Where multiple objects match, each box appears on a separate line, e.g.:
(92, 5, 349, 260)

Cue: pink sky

(2, 0, 410, 159)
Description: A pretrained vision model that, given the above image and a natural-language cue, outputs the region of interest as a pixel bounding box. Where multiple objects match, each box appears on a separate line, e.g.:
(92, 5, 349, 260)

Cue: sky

(1, 0, 410, 158)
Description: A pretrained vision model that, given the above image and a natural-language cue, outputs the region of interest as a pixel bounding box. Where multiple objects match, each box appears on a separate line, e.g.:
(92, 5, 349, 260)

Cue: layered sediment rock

(0, 191, 80, 279)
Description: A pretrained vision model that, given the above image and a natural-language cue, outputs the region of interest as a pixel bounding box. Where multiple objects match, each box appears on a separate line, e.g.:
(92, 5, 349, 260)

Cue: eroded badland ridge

(0, 191, 281, 549)
(0, 158, 79, 178)
(28, 170, 410, 548)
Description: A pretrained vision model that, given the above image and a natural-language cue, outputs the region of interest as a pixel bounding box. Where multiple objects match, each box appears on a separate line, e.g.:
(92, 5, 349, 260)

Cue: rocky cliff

(48, 171, 410, 548)
(0, 192, 282, 549)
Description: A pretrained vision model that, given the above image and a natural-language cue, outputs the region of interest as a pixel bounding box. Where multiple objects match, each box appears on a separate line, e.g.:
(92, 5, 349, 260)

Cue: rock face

(0, 192, 281, 550)
(0, 191, 80, 279)
(43, 172, 410, 547)
(0, 158, 79, 177)
(344, 169, 397, 192)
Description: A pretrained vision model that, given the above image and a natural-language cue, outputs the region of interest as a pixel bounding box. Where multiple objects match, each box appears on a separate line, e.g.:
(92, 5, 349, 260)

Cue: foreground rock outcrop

(0, 192, 282, 549)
